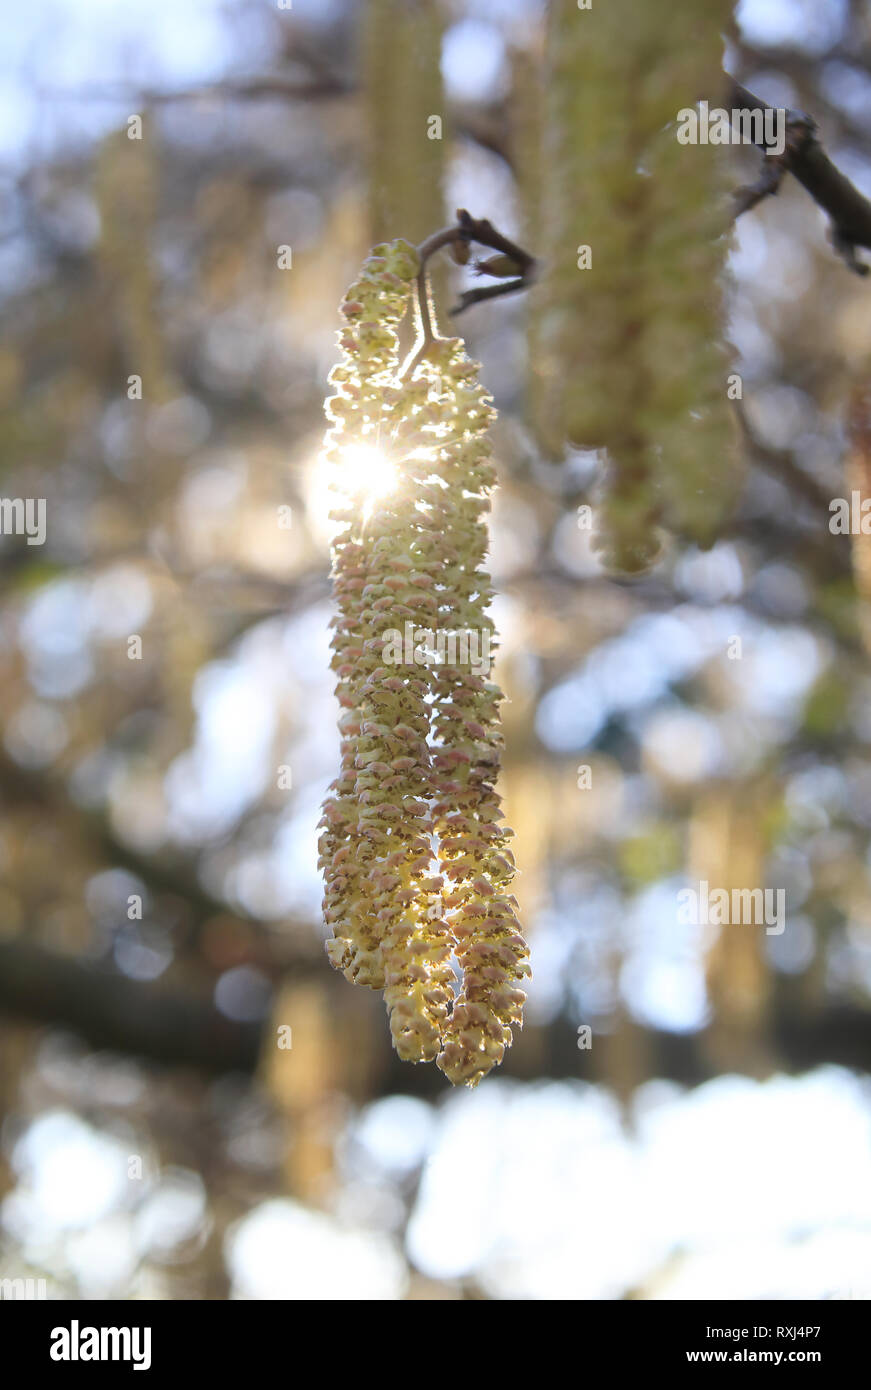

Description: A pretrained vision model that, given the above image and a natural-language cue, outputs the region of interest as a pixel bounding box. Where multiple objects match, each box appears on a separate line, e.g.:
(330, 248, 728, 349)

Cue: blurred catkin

(94, 126, 173, 402)
(530, 0, 738, 569)
(640, 1, 738, 547)
(847, 378, 871, 653)
(512, 43, 550, 443)
(689, 786, 772, 1074)
(362, 0, 445, 248)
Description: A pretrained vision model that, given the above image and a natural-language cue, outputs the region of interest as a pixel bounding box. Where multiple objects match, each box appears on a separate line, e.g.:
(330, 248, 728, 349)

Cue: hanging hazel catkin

(639, 0, 739, 548)
(531, 0, 738, 568)
(318, 239, 530, 1084)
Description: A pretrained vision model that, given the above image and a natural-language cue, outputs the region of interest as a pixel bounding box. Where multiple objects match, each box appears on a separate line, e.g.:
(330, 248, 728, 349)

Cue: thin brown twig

(732, 398, 838, 516)
(401, 208, 537, 378)
(729, 79, 871, 274)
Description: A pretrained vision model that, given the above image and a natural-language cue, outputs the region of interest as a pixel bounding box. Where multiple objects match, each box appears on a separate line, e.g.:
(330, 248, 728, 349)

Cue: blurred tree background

(2, 0, 871, 1300)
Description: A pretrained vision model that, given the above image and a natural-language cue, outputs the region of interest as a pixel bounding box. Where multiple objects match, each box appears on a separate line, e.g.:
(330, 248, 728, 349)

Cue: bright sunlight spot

(341, 443, 398, 514)
(308, 441, 400, 543)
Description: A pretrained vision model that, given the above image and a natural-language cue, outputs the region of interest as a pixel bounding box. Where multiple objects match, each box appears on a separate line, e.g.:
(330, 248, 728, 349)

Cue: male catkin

(319, 241, 530, 1084)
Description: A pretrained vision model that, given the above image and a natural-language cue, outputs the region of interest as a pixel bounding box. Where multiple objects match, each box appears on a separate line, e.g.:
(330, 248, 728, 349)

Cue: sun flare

(308, 441, 401, 544)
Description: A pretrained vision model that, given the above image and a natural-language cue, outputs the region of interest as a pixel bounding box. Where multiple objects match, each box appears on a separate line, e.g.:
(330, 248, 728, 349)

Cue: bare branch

(401, 209, 537, 376)
(730, 79, 871, 274)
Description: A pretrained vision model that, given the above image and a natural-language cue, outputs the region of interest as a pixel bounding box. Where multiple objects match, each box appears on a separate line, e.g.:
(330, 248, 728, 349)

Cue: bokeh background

(2, 0, 871, 1300)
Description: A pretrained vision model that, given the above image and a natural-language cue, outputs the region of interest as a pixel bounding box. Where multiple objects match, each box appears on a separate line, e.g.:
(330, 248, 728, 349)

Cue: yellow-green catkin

(94, 126, 172, 401)
(640, 0, 738, 547)
(533, 0, 737, 568)
(512, 42, 555, 453)
(362, 0, 445, 248)
(320, 246, 530, 1082)
(417, 339, 531, 1086)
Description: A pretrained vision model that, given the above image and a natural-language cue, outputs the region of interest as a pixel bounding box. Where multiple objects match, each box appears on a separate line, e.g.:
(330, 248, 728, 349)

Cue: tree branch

(402, 208, 537, 377)
(730, 79, 871, 273)
(0, 938, 262, 1073)
(2, 937, 871, 1097)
